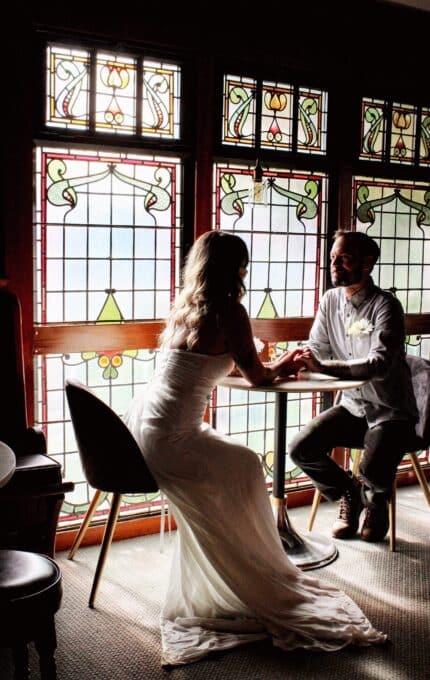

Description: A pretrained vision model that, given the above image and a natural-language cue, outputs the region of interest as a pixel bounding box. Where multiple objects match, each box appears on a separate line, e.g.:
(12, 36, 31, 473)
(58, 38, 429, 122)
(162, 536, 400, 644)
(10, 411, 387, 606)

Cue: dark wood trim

(33, 321, 164, 354)
(32, 313, 430, 356)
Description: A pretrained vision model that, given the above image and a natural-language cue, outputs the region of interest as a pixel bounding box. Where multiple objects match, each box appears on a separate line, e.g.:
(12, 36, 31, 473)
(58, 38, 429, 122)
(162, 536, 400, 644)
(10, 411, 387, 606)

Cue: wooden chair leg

(89, 492, 122, 608)
(409, 451, 430, 507)
(351, 448, 362, 476)
(308, 489, 322, 531)
(389, 481, 396, 552)
(68, 489, 103, 560)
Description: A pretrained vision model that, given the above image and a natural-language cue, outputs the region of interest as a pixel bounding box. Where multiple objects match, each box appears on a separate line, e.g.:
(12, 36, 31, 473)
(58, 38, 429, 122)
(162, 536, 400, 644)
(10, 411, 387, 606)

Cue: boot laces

(338, 488, 357, 522)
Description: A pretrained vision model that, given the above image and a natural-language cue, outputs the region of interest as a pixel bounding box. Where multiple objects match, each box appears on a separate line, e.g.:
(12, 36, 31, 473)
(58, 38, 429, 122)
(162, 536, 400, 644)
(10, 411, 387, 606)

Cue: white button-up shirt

(307, 279, 418, 427)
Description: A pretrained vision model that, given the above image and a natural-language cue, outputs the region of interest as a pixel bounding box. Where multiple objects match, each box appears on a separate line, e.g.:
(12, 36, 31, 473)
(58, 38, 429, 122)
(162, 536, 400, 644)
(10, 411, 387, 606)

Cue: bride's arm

(224, 303, 301, 386)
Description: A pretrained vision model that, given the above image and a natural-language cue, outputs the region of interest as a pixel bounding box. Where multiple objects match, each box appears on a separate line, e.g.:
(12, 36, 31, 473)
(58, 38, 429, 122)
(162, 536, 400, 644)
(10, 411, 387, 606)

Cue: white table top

(219, 371, 366, 393)
(0, 441, 16, 488)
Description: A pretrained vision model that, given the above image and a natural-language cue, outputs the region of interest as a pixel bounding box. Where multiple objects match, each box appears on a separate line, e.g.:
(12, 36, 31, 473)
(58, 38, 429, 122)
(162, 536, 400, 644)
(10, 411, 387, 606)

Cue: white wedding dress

(124, 349, 386, 666)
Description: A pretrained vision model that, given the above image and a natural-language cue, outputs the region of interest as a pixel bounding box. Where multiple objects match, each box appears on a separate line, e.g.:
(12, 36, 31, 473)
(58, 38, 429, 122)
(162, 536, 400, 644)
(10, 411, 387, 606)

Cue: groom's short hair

(334, 230, 380, 264)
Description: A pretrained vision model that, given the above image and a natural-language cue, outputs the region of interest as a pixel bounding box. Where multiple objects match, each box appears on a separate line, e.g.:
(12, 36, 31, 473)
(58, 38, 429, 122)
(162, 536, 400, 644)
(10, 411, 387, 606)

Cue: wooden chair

(308, 354, 430, 551)
(65, 379, 159, 607)
(0, 549, 63, 680)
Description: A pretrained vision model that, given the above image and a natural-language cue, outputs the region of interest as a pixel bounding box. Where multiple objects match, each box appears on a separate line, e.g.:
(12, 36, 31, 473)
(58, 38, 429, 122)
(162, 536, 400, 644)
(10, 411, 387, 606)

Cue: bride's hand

(276, 348, 306, 377)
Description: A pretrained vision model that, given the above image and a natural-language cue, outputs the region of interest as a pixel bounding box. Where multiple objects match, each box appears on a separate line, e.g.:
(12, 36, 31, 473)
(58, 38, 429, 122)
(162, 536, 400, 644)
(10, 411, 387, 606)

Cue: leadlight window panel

(46, 45, 90, 129)
(95, 52, 136, 134)
(390, 102, 417, 164)
(142, 59, 181, 139)
(214, 161, 327, 317)
(419, 107, 430, 165)
(260, 81, 294, 151)
(354, 175, 430, 472)
(34, 146, 182, 323)
(34, 349, 164, 526)
(211, 161, 328, 490)
(45, 44, 182, 139)
(297, 87, 328, 155)
(222, 74, 257, 146)
(354, 176, 430, 313)
(360, 97, 386, 161)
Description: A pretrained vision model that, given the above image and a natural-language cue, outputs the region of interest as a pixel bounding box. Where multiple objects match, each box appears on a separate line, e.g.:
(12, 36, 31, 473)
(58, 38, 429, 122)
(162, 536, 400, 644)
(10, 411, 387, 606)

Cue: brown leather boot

(332, 476, 363, 539)
(360, 501, 389, 542)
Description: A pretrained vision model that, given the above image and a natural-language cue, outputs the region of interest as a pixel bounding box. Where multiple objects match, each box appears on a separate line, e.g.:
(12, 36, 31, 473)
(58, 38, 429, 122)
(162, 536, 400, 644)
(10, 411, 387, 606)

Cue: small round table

(0, 441, 16, 488)
(219, 372, 366, 570)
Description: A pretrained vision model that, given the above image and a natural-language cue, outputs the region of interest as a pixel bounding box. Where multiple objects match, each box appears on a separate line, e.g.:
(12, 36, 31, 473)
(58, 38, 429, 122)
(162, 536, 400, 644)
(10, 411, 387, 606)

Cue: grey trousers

(288, 405, 417, 506)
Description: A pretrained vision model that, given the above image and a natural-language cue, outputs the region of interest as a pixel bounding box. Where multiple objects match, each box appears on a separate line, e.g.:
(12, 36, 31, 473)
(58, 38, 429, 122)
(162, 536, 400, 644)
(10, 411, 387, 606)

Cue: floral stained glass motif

(142, 60, 181, 139)
(297, 87, 328, 155)
(36, 349, 162, 522)
(34, 146, 182, 323)
(34, 145, 182, 524)
(95, 52, 137, 134)
(212, 161, 328, 491)
(353, 175, 430, 472)
(360, 97, 386, 161)
(223, 74, 328, 155)
(222, 74, 257, 146)
(359, 96, 430, 166)
(261, 81, 294, 151)
(354, 176, 430, 314)
(419, 107, 430, 165)
(390, 103, 417, 164)
(45, 44, 181, 139)
(46, 45, 90, 129)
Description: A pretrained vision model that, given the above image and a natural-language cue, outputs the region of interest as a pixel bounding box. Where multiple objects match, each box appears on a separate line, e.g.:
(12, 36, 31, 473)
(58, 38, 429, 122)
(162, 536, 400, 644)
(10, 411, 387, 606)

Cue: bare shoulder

(222, 299, 249, 325)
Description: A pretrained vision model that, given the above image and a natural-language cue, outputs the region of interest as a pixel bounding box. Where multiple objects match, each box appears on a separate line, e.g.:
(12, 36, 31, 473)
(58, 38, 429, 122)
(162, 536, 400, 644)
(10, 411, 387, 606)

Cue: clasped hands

(276, 346, 321, 378)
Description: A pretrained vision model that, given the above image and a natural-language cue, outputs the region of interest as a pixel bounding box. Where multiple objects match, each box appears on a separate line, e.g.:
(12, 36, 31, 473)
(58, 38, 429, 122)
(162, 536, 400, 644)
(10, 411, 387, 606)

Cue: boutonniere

(346, 318, 374, 336)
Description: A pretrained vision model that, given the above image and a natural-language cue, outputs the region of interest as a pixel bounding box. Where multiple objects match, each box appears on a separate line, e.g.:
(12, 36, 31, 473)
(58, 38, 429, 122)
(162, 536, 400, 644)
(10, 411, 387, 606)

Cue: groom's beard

(331, 263, 364, 287)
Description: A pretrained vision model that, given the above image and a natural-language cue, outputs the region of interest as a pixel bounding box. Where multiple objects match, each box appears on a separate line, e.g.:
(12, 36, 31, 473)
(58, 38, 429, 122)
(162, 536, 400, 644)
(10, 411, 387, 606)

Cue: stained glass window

(36, 349, 161, 523)
(212, 161, 328, 489)
(142, 60, 181, 139)
(46, 45, 90, 129)
(353, 175, 430, 472)
(34, 144, 182, 523)
(95, 52, 137, 134)
(297, 86, 328, 155)
(390, 102, 417, 164)
(222, 74, 257, 147)
(360, 97, 386, 161)
(46, 44, 181, 139)
(420, 108, 430, 165)
(222, 75, 328, 155)
(359, 96, 430, 167)
(354, 175, 430, 315)
(34, 147, 182, 323)
(261, 81, 294, 151)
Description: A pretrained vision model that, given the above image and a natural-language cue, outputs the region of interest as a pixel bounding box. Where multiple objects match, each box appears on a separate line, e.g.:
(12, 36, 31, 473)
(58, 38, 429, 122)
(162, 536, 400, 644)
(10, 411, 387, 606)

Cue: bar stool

(0, 549, 63, 679)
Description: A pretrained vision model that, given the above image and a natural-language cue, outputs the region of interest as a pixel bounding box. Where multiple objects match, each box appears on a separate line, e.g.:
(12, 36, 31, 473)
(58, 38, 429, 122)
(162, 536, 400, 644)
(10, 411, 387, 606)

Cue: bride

(124, 230, 386, 667)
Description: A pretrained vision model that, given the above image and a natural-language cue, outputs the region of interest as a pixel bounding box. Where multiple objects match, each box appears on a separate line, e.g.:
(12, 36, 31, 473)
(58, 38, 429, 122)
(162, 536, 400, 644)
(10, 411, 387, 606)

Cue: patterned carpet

(1, 485, 429, 680)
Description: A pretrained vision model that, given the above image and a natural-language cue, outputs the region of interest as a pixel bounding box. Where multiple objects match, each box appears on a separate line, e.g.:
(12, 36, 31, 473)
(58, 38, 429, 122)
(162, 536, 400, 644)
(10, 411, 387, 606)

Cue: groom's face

(330, 236, 366, 288)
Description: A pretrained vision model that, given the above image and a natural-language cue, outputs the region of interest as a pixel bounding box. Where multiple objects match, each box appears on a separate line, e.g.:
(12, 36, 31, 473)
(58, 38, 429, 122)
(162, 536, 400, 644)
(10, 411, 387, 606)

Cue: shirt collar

(343, 277, 376, 309)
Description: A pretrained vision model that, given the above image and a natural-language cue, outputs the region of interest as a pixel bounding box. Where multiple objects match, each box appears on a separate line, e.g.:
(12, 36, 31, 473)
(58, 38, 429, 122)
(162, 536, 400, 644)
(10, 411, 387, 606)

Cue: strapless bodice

(125, 349, 234, 440)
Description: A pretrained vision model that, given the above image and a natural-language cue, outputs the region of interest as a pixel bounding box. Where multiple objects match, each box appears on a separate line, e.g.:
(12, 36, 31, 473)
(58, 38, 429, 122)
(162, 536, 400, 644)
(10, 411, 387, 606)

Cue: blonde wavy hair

(159, 231, 249, 350)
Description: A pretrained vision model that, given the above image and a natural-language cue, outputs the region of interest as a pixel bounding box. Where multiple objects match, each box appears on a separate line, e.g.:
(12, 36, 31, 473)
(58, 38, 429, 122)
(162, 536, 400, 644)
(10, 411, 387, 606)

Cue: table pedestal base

(273, 498, 338, 570)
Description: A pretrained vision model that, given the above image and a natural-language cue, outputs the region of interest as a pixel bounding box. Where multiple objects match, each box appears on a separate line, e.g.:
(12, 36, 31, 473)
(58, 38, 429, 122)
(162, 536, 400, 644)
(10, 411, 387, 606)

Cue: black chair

(0, 548, 62, 680)
(65, 379, 159, 607)
(308, 354, 430, 550)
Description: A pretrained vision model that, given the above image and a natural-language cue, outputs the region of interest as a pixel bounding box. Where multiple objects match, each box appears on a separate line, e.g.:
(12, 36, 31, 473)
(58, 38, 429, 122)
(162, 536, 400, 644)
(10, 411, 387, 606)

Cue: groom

(289, 230, 417, 542)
